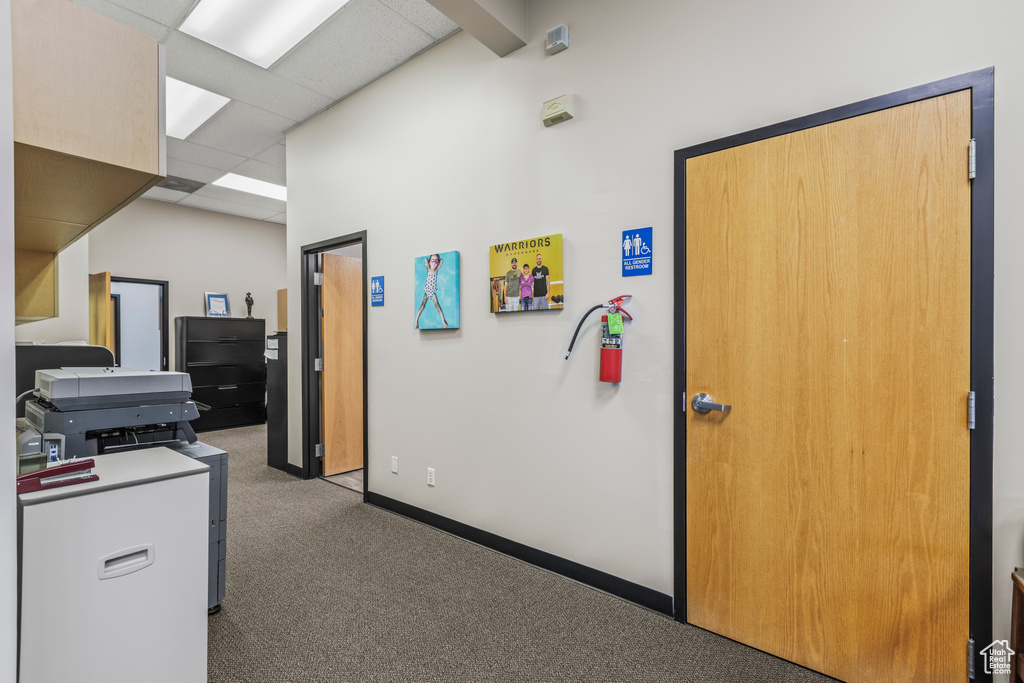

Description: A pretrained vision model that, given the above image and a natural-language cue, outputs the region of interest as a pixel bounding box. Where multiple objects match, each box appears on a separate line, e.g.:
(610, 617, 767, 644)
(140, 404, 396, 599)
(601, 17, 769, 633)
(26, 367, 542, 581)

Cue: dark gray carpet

(201, 425, 837, 683)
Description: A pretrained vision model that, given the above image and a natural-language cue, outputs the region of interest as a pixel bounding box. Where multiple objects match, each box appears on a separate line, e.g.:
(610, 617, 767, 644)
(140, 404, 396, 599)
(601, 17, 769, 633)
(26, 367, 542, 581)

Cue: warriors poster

(414, 251, 460, 329)
(489, 234, 563, 313)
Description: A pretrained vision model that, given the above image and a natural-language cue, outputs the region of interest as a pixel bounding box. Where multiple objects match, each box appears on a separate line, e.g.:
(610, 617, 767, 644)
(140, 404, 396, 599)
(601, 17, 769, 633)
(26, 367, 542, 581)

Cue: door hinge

(967, 637, 975, 679)
(315, 443, 325, 460)
(314, 357, 325, 372)
(968, 138, 977, 180)
(968, 391, 976, 430)
(313, 272, 324, 286)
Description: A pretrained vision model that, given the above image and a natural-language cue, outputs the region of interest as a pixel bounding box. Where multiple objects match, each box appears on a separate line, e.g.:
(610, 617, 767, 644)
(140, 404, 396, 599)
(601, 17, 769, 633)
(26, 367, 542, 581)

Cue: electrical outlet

(427, 467, 435, 486)
(391, 456, 399, 474)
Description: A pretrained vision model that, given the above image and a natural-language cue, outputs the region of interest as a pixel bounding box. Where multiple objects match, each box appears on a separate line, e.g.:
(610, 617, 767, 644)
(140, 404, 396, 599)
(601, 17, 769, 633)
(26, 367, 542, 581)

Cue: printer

(19, 367, 201, 466)
(15, 366, 228, 613)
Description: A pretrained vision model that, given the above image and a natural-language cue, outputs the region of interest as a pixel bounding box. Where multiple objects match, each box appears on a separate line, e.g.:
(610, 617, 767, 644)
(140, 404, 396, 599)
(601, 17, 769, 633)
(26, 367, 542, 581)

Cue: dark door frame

(109, 292, 121, 367)
(673, 68, 994, 680)
(109, 276, 170, 371)
(300, 231, 368, 493)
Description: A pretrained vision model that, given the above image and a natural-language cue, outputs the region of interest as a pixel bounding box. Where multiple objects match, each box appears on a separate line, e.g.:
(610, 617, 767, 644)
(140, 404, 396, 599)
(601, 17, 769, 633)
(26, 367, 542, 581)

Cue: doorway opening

(300, 232, 367, 495)
(109, 277, 169, 371)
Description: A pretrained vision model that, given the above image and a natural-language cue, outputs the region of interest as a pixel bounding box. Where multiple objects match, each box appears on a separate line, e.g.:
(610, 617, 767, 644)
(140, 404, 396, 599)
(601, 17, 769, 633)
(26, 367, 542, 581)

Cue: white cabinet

(18, 448, 208, 683)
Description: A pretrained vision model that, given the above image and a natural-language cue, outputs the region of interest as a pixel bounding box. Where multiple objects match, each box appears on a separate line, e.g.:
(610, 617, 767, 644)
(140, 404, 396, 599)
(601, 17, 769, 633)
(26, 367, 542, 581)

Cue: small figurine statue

(245, 292, 254, 319)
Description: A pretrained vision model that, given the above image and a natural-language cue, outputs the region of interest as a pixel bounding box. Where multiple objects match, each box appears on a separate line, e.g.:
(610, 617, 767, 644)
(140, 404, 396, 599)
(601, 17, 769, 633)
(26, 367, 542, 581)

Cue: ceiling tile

(273, 0, 434, 100)
(253, 143, 287, 168)
(178, 194, 281, 220)
(193, 184, 287, 212)
(167, 138, 247, 172)
(101, 0, 195, 26)
(70, 0, 174, 41)
(71, 0, 455, 226)
(187, 101, 294, 158)
(377, 0, 460, 40)
(141, 186, 190, 202)
(164, 32, 334, 123)
(231, 159, 287, 186)
(166, 158, 227, 184)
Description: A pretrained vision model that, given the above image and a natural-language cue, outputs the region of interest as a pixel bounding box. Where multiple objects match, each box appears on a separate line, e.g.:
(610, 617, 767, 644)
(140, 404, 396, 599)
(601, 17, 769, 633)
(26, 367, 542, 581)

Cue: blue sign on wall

(622, 227, 653, 277)
(371, 276, 385, 306)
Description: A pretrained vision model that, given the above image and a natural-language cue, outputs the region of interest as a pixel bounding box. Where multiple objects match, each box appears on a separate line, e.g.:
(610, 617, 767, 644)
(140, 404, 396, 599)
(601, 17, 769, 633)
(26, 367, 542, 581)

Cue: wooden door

(88, 271, 113, 353)
(321, 253, 363, 476)
(685, 91, 971, 682)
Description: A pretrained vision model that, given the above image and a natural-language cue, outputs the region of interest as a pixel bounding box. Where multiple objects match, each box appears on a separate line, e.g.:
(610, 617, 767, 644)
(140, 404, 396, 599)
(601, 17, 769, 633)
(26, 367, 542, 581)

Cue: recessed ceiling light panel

(165, 77, 230, 139)
(180, 0, 353, 69)
(213, 173, 288, 202)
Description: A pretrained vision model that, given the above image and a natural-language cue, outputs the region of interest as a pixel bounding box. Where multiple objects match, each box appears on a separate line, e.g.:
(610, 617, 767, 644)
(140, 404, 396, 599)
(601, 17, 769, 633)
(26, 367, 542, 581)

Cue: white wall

(110, 280, 162, 370)
(285, 0, 1023, 661)
(14, 235, 91, 343)
(0, 0, 17, 677)
(89, 199, 287, 368)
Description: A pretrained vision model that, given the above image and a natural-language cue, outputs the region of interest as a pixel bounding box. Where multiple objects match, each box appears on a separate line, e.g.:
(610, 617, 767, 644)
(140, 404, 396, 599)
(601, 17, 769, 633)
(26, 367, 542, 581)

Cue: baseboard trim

(365, 491, 673, 616)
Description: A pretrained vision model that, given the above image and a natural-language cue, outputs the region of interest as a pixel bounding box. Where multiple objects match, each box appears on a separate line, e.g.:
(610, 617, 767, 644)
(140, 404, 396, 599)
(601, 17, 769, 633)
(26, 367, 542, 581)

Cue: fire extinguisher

(564, 295, 633, 383)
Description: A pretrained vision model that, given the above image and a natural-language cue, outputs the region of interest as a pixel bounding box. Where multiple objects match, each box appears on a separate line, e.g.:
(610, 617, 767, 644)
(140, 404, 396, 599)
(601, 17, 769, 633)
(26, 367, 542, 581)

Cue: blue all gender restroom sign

(622, 227, 652, 277)
(371, 276, 384, 306)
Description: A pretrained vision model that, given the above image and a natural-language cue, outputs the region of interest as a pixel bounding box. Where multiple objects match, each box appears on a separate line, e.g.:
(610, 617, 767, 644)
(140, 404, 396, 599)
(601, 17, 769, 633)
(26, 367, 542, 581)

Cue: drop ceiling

(69, 0, 461, 224)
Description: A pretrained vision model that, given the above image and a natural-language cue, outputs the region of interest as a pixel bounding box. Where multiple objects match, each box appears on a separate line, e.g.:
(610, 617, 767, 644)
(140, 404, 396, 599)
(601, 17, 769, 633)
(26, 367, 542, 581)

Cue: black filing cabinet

(175, 317, 266, 432)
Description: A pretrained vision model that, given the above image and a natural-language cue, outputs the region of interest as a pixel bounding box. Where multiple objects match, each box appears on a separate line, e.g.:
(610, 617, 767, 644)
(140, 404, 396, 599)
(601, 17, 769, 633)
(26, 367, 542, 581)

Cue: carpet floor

(200, 425, 836, 683)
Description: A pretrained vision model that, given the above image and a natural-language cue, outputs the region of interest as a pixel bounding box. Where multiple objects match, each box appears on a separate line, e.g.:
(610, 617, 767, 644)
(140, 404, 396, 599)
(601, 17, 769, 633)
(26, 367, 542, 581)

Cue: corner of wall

(1, 0, 19, 678)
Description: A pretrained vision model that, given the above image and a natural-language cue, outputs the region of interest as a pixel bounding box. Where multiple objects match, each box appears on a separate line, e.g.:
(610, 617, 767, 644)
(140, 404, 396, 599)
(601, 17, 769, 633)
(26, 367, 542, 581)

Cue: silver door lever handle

(691, 393, 731, 414)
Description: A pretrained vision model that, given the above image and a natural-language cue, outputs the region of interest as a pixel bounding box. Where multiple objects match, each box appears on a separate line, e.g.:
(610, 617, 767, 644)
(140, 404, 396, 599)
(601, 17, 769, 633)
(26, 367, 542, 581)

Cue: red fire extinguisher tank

(599, 314, 623, 383)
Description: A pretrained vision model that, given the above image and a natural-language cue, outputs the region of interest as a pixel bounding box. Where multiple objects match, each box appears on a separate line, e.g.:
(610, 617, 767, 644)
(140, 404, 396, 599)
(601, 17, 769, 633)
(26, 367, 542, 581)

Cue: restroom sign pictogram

(371, 276, 385, 306)
(622, 227, 652, 277)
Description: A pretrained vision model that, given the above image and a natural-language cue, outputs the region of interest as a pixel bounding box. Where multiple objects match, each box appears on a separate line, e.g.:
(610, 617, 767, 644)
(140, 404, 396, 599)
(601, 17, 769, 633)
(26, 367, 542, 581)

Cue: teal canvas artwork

(414, 250, 459, 330)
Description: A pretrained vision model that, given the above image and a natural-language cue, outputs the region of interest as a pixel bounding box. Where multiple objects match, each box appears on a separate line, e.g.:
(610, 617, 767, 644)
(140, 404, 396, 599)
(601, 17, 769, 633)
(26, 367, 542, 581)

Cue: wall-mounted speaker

(546, 24, 569, 55)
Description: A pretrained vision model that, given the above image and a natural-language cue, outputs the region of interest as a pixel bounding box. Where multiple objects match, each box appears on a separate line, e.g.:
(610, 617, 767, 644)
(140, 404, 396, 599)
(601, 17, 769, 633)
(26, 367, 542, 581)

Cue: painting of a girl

(414, 251, 460, 329)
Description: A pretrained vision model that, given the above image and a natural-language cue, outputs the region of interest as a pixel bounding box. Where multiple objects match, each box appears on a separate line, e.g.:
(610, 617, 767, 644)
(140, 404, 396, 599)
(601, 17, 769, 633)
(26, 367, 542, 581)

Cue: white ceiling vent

(156, 176, 206, 194)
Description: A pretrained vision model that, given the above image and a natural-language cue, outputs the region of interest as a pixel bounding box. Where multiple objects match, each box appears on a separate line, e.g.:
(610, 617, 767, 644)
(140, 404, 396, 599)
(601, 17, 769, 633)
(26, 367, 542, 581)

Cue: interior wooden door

(685, 90, 972, 682)
(88, 271, 113, 353)
(321, 253, 363, 476)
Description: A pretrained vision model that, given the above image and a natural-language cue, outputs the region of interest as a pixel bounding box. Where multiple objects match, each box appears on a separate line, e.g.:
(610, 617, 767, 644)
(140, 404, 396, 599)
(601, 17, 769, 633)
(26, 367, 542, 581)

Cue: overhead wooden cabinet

(12, 0, 165, 323)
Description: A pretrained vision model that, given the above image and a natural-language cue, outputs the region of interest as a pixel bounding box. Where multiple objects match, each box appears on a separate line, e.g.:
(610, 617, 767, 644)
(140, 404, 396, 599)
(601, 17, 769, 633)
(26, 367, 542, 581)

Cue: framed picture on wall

(489, 233, 563, 313)
(205, 292, 230, 318)
(414, 251, 460, 329)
